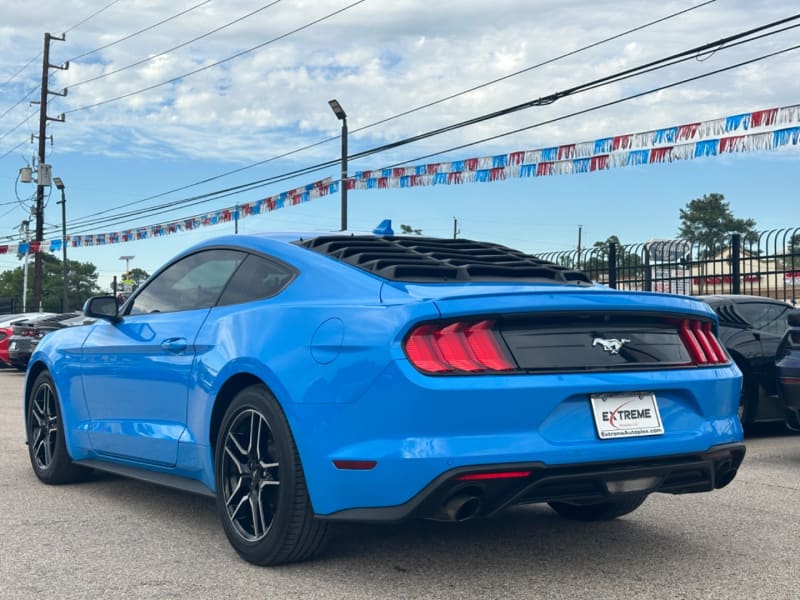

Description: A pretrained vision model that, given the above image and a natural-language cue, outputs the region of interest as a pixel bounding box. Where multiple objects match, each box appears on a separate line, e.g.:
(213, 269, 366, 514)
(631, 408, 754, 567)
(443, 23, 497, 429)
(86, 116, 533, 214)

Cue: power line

(63, 0, 369, 114)
(65, 0, 213, 64)
(0, 110, 38, 145)
(0, 138, 28, 163)
(355, 0, 720, 134)
(379, 43, 800, 171)
(47, 39, 800, 240)
(64, 0, 125, 34)
(47, 0, 721, 222)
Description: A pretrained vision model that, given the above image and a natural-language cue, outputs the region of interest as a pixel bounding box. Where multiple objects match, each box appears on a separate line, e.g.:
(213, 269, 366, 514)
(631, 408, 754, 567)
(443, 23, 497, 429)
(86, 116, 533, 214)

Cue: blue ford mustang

(24, 230, 745, 565)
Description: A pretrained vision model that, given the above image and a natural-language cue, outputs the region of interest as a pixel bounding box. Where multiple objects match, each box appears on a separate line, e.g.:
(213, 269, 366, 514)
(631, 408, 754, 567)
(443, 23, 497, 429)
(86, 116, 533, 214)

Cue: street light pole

(328, 99, 348, 231)
(53, 177, 68, 311)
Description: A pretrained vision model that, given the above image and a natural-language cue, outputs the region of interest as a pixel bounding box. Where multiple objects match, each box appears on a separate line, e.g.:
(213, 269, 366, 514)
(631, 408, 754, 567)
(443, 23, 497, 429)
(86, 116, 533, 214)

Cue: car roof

(186, 232, 593, 286)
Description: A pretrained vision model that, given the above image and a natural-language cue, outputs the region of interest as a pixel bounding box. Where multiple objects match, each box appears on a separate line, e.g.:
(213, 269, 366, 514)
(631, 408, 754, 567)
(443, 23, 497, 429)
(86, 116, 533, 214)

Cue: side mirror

(788, 309, 800, 328)
(83, 295, 121, 323)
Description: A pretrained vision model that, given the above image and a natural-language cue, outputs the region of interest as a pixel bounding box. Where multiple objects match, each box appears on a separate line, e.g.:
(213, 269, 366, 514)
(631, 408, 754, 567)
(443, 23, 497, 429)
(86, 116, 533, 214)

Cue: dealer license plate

(590, 392, 664, 440)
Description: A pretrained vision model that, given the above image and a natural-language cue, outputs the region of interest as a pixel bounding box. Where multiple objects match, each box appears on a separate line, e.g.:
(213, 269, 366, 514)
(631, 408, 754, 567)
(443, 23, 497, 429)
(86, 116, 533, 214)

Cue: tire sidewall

(27, 371, 70, 483)
(214, 385, 299, 563)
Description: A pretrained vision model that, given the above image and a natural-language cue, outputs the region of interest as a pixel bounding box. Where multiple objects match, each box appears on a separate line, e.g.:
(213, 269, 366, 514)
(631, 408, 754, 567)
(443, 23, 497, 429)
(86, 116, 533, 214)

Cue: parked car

(25, 231, 745, 566)
(697, 295, 795, 427)
(777, 308, 800, 431)
(8, 312, 81, 370)
(0, 313, 54, 367)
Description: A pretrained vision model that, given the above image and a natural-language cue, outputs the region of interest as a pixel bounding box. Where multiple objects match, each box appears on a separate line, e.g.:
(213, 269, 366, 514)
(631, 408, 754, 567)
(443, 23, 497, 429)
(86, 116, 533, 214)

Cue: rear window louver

(296, 236, 592, 284)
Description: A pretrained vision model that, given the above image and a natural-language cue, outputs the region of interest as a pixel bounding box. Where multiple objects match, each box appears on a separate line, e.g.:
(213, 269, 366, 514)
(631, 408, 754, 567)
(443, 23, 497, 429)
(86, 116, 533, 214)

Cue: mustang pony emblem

(592, 337, 631, 355)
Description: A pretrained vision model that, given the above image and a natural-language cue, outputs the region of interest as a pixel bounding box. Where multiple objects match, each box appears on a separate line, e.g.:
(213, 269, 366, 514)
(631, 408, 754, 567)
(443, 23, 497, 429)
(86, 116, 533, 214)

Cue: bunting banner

(6, 177, 335, 255)
(10, 103, 800, 255)
(349, 104, 800, 190)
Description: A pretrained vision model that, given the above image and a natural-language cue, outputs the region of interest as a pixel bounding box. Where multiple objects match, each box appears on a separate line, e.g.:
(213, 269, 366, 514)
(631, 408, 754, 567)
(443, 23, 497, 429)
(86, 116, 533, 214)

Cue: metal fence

(538, 228, 800, 304)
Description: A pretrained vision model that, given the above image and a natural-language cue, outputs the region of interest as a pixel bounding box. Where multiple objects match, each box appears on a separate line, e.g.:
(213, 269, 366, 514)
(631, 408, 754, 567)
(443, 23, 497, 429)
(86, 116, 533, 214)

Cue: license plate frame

(590, 392, 664, 440)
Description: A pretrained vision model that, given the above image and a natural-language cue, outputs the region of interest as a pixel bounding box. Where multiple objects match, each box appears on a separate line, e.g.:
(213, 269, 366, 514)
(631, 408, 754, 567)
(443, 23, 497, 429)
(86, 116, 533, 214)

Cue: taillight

(404, 319, 515, 374)
(679, 319, 728, 365)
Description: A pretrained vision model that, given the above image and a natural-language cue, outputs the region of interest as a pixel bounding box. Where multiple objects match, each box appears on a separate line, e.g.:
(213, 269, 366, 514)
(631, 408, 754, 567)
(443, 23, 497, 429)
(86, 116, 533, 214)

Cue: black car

(777, 309, 800, 431)
(698, 295, 795, 427)
(7, 312, 83, 370)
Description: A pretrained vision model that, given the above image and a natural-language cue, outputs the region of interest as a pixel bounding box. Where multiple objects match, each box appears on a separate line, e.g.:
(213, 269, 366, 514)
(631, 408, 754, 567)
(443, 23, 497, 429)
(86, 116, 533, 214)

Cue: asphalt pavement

(1, 369, 798, 599)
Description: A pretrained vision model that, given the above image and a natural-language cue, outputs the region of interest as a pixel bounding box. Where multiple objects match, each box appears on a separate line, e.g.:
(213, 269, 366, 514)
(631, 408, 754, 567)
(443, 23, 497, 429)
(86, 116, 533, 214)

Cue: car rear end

(777, 311, 800, 431)
(289, 236, 745, 520)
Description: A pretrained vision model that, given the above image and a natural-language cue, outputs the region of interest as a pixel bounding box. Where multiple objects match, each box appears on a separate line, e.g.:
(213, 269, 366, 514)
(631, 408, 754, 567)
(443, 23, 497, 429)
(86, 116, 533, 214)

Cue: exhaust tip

(432, 493, 483, 522)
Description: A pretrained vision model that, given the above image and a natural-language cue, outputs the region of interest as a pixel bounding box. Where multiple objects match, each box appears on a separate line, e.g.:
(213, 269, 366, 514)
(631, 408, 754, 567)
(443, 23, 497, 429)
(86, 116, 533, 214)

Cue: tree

(399, 224, 422, 235)
(584, 235, 644, 280)
(127, 267, 150, 287)
(678, 193, 757, 255)
(0, 254, 102, 312)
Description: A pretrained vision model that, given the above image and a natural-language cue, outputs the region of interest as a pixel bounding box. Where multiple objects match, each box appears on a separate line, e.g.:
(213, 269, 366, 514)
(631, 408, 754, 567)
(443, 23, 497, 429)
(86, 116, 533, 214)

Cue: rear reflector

(455, 470, 532, 481)
(332, 460, 377, 470)
(405, 319, 515, 374)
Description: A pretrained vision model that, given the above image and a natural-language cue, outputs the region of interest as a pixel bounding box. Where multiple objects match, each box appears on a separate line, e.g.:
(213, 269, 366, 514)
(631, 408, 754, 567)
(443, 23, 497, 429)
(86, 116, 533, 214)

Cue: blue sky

(1, 0, 798, 290)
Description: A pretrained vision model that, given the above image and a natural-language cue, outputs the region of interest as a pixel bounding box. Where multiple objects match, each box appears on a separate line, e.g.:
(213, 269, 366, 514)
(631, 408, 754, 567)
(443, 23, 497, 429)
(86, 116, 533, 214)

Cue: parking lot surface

(1, 369, 798, 599)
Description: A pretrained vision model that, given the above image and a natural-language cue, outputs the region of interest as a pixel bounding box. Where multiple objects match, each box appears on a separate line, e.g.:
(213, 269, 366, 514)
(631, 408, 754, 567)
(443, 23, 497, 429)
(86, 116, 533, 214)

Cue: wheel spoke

(229, 494, 249, 522)
(221, 405, 282, 542)
(224, 445, 246, 474)
(247, 411, 257, 455)
(226, 429, 248, 458)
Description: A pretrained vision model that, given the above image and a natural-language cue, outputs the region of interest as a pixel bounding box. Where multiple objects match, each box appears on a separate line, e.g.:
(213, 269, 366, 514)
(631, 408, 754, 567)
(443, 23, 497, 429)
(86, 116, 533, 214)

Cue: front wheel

(548, 494, 648, 521)
(214, 385, 331, 565)
(26, 371, 91, 484)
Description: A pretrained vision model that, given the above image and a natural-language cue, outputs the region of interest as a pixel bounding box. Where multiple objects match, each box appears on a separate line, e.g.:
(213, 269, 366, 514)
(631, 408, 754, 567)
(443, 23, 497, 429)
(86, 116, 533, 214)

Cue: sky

(0, 0, 799, 292)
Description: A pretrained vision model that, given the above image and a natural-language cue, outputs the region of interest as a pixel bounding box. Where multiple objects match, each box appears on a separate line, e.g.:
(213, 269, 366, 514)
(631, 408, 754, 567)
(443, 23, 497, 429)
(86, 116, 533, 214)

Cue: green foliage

(583, 235, 645, 278)
(678, 193, 757, 254)
(399, 224, 422, 235)
(126, 267, 150, 286)
(0, 254, 102, 312)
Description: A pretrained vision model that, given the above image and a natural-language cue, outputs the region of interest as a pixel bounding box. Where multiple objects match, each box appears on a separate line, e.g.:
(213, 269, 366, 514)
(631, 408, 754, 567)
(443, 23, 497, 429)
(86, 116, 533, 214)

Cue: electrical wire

(47, 39, 800, 240)
(377, 43, 800, 171)
(63, 0, 369, 114)
(65, 0, 281, 89)
(64, 0, 125, 34)
(0, 139, 28, 163)
(65, 0, 214, 63)
(0, 110, 38, 145)
(37, 0, 722, 223)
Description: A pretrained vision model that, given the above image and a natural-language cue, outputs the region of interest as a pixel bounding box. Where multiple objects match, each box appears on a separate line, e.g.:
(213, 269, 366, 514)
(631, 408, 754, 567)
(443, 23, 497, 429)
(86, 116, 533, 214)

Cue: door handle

(161, 337, 188, 353)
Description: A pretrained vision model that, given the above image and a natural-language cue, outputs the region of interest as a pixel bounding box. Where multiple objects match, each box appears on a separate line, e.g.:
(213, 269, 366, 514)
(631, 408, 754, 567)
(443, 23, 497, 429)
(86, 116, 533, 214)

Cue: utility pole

(453, 217, 459, 240)
(19, 221, 31, 311)
(31, 32, 67, 311)
(576, 225, 583, 269)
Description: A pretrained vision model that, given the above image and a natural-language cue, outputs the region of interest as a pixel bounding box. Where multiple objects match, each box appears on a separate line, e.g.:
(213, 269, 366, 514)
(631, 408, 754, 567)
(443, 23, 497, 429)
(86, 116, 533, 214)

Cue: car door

(81, 249, 246, 466)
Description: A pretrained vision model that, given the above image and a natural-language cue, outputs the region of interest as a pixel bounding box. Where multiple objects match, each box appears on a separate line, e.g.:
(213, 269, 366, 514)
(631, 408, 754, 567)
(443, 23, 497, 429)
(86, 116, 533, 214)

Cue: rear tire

(26, 371, 91, 484)
(548, 494, 647, 521)
(214, 384, 331, 565)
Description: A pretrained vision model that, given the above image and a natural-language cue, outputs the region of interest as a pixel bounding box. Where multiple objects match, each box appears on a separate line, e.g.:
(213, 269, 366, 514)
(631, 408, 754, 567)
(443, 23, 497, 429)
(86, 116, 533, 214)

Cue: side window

(218, 254, 295, 306)
(736, 302, 791, 335)
(128, 250, 246, 315)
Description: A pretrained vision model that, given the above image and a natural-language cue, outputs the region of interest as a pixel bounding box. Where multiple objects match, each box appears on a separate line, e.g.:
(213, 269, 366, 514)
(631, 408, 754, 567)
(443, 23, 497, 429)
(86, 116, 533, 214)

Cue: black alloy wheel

(214, 385, 331, 565)
(27, 371, 91, 484)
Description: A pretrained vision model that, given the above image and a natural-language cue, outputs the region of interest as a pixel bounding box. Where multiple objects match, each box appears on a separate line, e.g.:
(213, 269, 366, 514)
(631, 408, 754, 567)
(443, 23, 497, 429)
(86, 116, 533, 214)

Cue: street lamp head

(53, 177, 65, 190)
(328, 99, 346, 121)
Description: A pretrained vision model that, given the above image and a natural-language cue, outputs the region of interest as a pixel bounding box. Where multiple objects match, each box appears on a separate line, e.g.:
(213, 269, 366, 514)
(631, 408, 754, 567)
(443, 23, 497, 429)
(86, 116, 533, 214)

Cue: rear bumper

(780, 378, 800, 431)
(321, 443, 746, 522)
